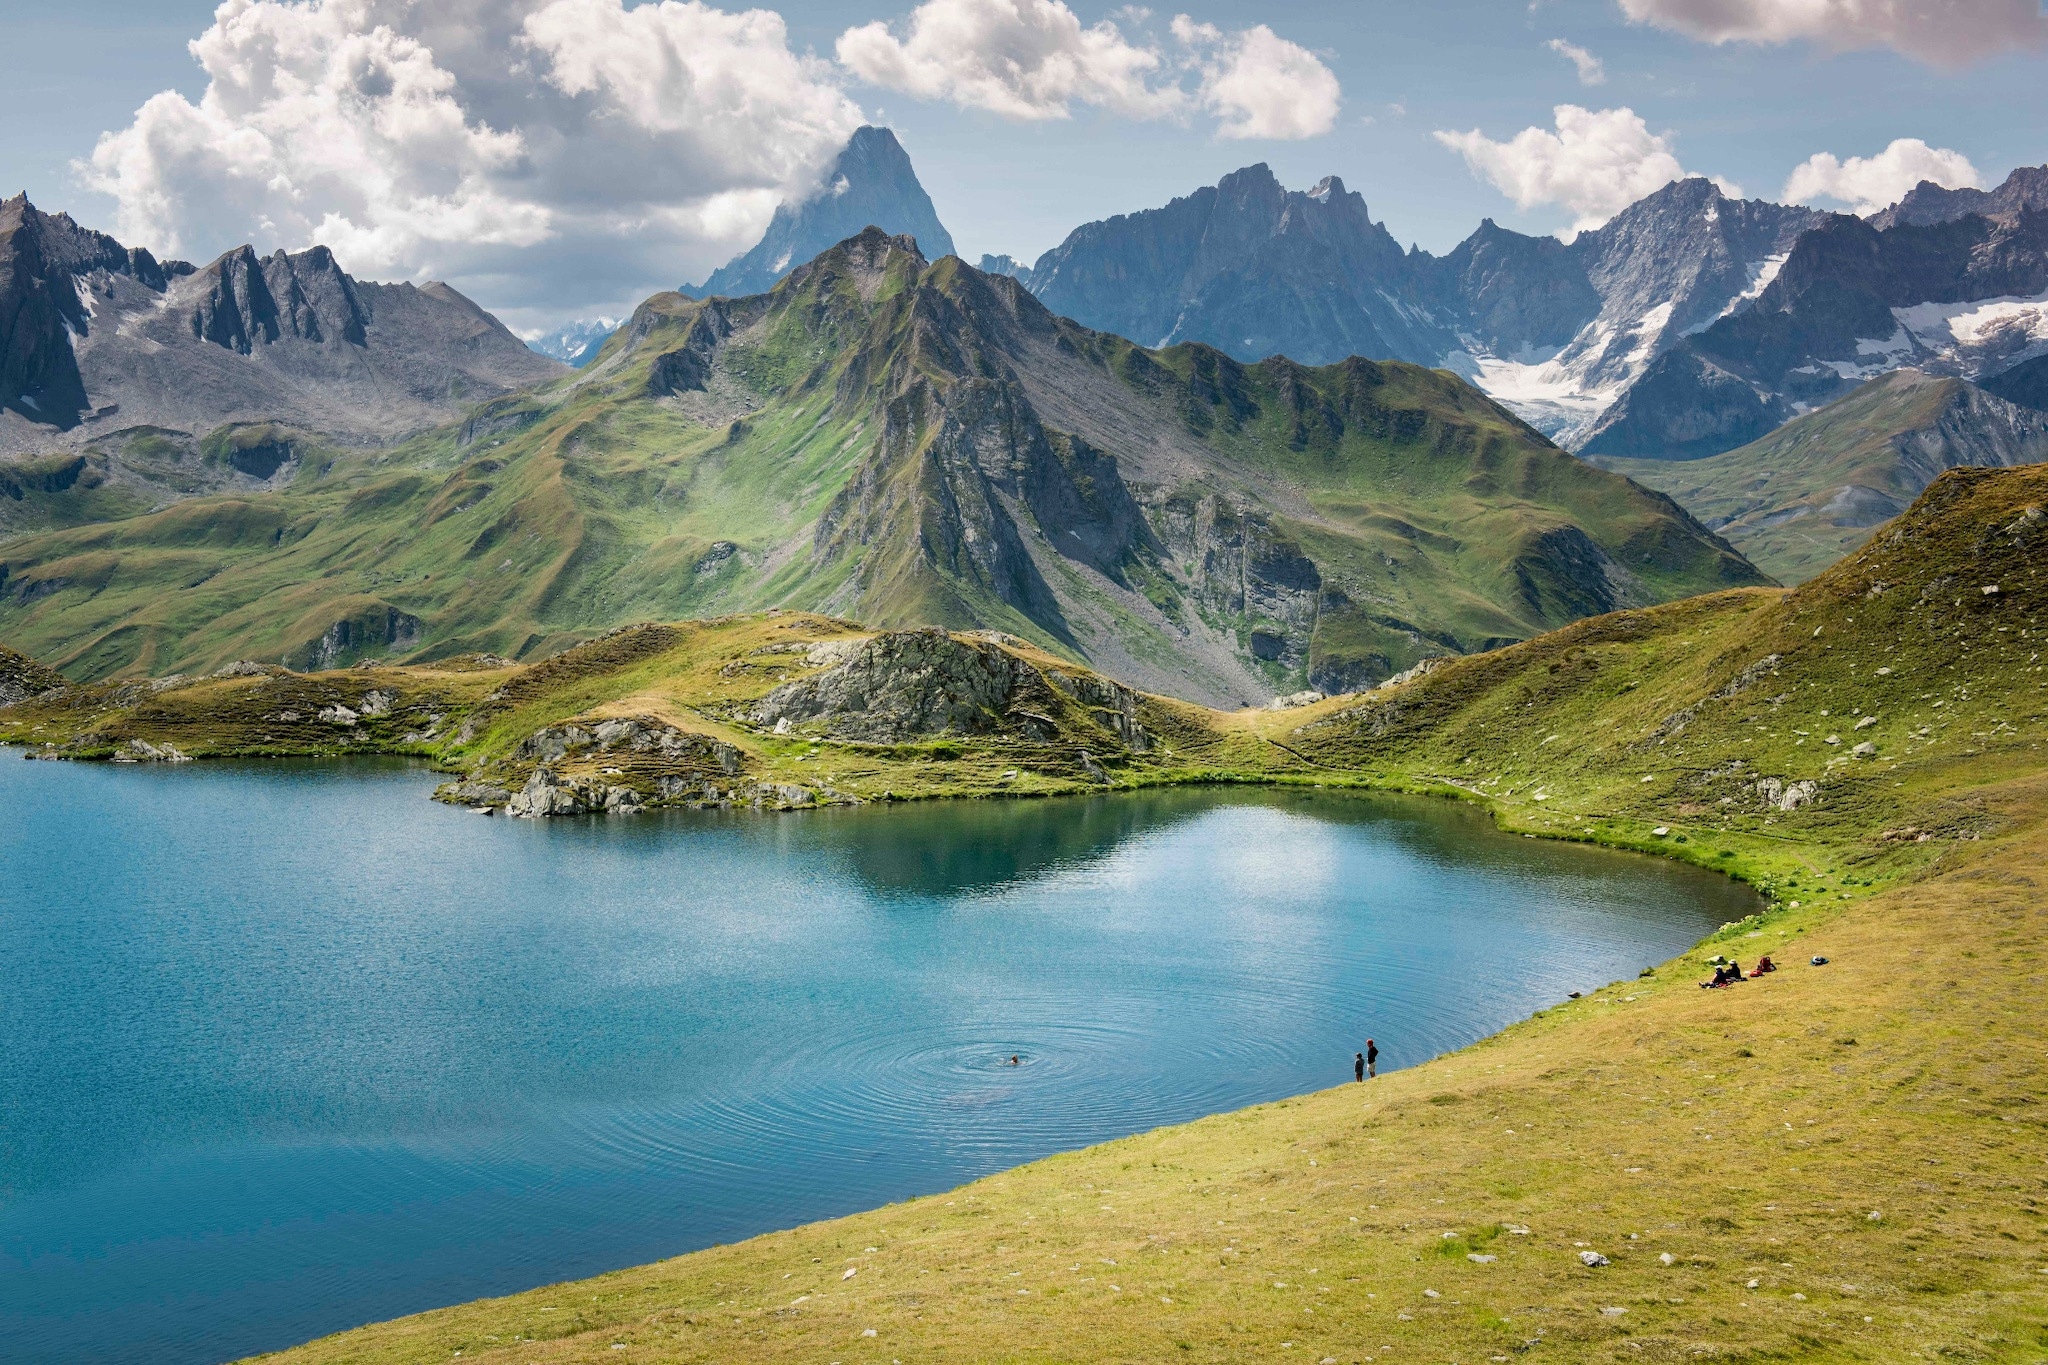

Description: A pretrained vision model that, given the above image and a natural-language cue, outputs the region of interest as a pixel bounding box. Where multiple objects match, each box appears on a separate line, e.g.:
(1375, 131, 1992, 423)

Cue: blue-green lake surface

(0, 755, 1755, 1363)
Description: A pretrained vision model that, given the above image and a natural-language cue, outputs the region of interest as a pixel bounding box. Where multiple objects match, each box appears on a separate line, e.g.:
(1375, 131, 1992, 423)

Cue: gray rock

(1579, 1251, 1610, 1267)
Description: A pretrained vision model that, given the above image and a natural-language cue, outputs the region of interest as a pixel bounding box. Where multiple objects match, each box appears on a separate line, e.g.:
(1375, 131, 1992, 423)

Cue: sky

(3, 0, 2046, 334)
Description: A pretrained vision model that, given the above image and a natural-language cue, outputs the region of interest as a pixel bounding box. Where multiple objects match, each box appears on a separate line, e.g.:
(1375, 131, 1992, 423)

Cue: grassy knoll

(4, 465, 2045, 1362)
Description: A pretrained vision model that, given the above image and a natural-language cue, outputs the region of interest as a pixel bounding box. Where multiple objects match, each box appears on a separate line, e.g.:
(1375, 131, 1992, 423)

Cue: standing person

(1366, 1038, 1378, 1079)
(1354, 1051, 1365, 1082)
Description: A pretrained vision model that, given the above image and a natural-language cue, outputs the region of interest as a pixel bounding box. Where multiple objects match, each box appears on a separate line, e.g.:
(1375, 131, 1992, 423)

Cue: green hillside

(1595, 368, 2048, 583)
(0, 231, 1763, 705)
(80, 463, 2028, 1365)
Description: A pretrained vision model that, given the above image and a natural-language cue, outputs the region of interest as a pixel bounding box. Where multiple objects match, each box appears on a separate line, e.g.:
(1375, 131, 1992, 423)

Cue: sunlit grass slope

(1597, 369, 2048, 585)
(217, 467, 2048, 1364)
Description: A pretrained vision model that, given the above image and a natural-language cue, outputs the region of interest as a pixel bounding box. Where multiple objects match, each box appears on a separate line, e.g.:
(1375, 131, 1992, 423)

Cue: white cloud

(1172, 19, 1341, 139)
(835, 0, 1338, 138)
(1435, 104, 1717, 231)
(836, 0, 1178, 121)
(77, 0, 864, 326)
(1783, 137, 1983, 216)
(1617, 0, 2048, 68)
(1546, 38, 1607, 84)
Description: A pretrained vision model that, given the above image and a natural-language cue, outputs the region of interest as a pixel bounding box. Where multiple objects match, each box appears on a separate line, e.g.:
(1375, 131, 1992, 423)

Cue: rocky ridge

(1584, 164, 2048, 459)
(1022, 169, 1825, 448)
(0, 193, 564, 455)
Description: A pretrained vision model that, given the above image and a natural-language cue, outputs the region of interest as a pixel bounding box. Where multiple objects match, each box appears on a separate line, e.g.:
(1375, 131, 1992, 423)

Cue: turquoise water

(0, 756, 1754, 1363)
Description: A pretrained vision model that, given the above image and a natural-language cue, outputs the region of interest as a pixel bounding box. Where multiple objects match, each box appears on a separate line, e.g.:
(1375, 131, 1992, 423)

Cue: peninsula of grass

(4, 466, 2045, 1362)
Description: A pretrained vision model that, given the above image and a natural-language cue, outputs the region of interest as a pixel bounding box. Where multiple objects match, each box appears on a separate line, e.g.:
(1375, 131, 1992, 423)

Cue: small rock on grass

(1580, 1251, 1611, 1267)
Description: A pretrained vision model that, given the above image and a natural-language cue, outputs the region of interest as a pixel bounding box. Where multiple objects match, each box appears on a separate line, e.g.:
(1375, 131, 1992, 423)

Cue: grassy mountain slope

(0, 231, 1764, 705)
(1595, 368, 2048, 582)
(102, 461, 2038, 1365)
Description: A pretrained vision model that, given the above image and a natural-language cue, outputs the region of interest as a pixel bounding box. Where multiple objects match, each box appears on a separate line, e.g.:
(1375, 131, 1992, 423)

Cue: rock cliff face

(0, 193, 564, 454)
(688, 127, 956, 299)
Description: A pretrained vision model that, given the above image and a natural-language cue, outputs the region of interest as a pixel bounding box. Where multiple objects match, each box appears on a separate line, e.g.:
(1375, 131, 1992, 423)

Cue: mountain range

(0, 194, 564, 456)
(6, 123, 2048, 700)
(0, 230, 1761, 699)
(572, 129, 2048, 472)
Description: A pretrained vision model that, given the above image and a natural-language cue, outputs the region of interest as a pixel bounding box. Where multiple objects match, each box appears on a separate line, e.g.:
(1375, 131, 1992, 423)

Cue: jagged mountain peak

(687, 126, 955, 300)
(1027, 162, 1428, 367)
(1870, 163, 2048, 230)
(1, 196, 561, 446)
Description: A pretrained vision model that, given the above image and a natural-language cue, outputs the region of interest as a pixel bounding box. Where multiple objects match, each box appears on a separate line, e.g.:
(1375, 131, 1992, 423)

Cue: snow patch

(1686, 254, 1788, 334)
(1855, 327, 1914, 359)
(1894, 288, 2048, 351)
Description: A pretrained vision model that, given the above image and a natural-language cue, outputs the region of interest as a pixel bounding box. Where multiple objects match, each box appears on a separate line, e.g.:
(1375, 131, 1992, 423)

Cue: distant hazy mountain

(1867, 164, 2048, 229)
(0, 194, 563, 456)
(976, 254, 1033, 288)
(1028, 164, 1450, 368)
(1021, 168, 1823, 448)
(686, 127, 955, 299)
(0, 230, 1763, 695)
(1584, 164, 2048, 460)
(1593, 368, 2048, 582)
(527, 318, 618, 367)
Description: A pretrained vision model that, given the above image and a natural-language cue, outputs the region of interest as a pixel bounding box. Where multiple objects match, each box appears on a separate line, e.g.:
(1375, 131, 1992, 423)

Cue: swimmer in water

(1009, 1055, 1020, 1066)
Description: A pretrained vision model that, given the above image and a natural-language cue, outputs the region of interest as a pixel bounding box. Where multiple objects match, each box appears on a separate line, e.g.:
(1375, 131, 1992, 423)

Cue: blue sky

(4, 0, 2044, 330)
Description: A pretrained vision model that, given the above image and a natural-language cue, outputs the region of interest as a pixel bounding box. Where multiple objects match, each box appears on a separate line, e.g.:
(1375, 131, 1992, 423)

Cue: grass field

(4, 465, 2045, 1363)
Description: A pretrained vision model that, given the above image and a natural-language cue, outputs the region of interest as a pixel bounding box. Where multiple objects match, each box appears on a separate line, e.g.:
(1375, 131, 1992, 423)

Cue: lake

(0, 756, 1754, 1363)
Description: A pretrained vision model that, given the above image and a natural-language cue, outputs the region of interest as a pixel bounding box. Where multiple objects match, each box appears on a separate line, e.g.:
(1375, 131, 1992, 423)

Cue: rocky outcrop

(450, 715, 752, 817)
(0, 641, 65, 706)
(749, 628, 1039, 741)
(645, 303, 733, 398)
(291, 605, 425, 672)
(748, 628, 1153, 751)
(688, 127, 956, 299)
